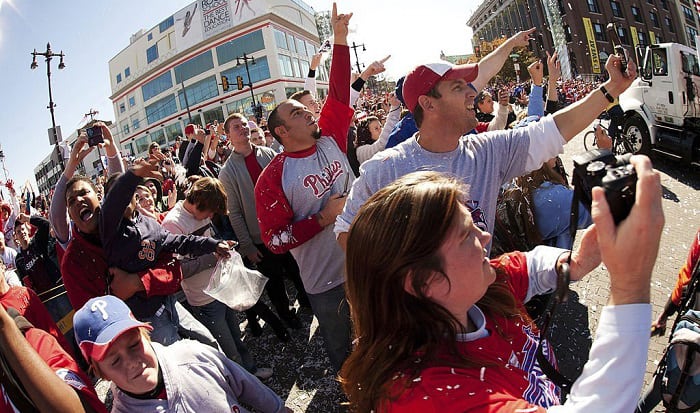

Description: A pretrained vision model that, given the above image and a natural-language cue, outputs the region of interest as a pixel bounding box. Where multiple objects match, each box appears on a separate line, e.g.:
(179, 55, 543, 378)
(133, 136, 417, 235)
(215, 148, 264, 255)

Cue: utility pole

(236, 53, 261, 123)
(180, 80, 193, 123)
(350, 41, 366, 74)
(30, 42, 66, 172)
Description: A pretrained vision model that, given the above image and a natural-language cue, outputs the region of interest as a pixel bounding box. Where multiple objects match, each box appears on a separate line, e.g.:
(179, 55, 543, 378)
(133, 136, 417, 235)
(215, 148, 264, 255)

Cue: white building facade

(108, 0, 327, 157)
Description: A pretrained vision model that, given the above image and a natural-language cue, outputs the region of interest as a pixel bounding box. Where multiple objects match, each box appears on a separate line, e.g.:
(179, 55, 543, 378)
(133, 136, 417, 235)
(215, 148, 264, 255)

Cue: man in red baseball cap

(336, 29, 638, 254)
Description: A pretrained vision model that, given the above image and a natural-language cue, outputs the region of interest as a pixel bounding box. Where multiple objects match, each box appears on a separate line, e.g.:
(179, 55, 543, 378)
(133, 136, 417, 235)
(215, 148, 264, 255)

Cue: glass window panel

(135, 136, 150, 154)
(147, 45, 159, 64)
(177, 76, 219, 109)
(145, 94, 178, 125)
(278, 54, 293, 77)
(274, 29, 288, 50)
(142, 72, 173, 102)
(215, 30, 265, 65)
(174, 51, 214, 84)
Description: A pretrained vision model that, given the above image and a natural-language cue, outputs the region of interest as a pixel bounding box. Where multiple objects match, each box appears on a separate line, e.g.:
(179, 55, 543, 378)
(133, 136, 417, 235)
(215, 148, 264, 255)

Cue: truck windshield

(681, 52, 700, 76)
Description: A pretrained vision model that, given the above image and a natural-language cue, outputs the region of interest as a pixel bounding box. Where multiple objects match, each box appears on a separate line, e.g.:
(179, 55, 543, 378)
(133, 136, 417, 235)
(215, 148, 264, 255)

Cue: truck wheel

(623, 116, 651, 156)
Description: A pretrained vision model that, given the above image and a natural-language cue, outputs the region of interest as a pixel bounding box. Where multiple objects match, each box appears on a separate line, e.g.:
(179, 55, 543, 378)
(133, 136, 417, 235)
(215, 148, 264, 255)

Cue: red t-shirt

(244, 151, 263, 185)
(0, 285, 73, 356)
(0, 328, 107, 413)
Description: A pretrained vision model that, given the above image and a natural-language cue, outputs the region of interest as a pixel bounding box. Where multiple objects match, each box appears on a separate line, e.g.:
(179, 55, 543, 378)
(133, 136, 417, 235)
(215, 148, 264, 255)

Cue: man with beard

(335, 33, 638, 254)
(254, 3, 354, 371)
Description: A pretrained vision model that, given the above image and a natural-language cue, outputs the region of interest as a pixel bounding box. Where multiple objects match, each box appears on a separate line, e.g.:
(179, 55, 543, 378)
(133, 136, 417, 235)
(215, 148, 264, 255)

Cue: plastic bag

(203, 250, 268, 311)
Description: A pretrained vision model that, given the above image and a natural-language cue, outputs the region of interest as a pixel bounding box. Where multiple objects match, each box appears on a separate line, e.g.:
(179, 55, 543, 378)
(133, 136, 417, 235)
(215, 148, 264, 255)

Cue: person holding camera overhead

(340, 162, 663, 411)
(335, 30, 638, 253)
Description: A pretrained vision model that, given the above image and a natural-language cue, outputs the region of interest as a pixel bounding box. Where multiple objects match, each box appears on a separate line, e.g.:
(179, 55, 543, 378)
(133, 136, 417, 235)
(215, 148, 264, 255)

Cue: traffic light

(221, 75, 229, 91)
(474, 45, 481, 59)
(236, 75, 244, 90)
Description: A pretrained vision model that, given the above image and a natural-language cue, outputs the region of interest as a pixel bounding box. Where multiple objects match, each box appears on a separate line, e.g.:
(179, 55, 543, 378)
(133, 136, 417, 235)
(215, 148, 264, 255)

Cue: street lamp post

(350, 41, 366, 74)
(236, 53, 260, 122)
(31, 43, 66, 171)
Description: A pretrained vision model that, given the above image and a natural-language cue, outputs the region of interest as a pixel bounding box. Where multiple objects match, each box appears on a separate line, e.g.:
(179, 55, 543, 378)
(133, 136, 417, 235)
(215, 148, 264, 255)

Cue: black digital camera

(86, 125, 104, 147)
(572, 149, 637, 224)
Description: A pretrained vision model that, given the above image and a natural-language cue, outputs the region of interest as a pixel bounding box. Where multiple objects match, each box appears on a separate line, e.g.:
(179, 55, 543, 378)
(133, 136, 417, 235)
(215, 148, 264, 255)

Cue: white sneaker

(253, 367, 273, 380)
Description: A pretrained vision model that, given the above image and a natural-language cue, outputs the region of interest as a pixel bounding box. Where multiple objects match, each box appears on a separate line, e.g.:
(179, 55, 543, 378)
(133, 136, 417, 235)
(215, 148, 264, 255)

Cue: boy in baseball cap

(74, 296, 289, 412)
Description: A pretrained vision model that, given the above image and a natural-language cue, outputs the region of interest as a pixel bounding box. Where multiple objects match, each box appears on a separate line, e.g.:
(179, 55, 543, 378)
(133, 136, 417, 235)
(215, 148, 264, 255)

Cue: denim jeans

(143, 295, 219, 349)
(635, 372, 662, 413)
(189, 300, 257, 373)
(533, 182, 593, 249)
(307, 283, 351, 372)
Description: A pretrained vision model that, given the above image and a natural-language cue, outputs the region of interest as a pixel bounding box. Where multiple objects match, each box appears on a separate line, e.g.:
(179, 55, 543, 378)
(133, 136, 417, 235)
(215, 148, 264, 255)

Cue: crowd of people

(1, 3, 697, 413)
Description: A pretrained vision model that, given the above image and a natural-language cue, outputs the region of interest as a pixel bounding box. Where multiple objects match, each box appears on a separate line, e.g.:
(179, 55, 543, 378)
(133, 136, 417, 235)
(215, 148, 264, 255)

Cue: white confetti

(480, 366, 486, 382)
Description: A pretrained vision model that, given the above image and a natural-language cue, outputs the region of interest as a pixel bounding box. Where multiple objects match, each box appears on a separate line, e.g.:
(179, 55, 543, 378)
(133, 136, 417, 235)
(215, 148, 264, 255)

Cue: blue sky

(0, 0, 474, 191)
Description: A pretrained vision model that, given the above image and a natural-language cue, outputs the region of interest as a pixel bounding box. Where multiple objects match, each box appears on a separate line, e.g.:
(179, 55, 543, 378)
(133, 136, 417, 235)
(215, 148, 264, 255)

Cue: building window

(215, 30, 265, 65)
(687, 25, 698, 47)
(116, 73, 122, 83)
(164, 123, 183, 142)
(145, 94, 177, 125)
(150, 129, 166, 146)
(587, 0, 600, 13)
(593, 23, 606, 41)
(125, 67, 131, 78)
(142, 72, 173, 102)
(564, 25, 572, 42)
(135, 136, 150, 154)
(296, 38, 308, 56)
(617, 26, 629, 44)
(682, 6, 695, 23)
(306, 41, 317, 56)
(650, 11, 659, 27)
(220, 56, 271, 87)
(159, 16, 174, 33)
(132, 117, 140, 130)
(177, 76, 219, 109)
(148, 33, 153, 41)
(274, 29, 288, 50)
(146, 45, 159, 64)
(661, 0, 668, 10)
(278, 54, 294, 77)
(128, 96, 136, 107)
(119, 102, 126, 113)
(638, 31, 649, 46)
(174, 50, 214, 83)
(665, 17, 675, 32)
(122, 122, 130, 135)
(631, 6, 643, 23)
(610, 1, 623, 18)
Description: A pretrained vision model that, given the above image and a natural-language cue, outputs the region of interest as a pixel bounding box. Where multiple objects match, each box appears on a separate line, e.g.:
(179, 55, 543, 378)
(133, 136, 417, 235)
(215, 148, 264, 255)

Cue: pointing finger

(379, 55, 391, 64)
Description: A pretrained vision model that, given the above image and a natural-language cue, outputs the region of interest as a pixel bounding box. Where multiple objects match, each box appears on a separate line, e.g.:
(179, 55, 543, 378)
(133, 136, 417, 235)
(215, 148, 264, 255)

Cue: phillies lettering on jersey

(303, 160, 343, 198)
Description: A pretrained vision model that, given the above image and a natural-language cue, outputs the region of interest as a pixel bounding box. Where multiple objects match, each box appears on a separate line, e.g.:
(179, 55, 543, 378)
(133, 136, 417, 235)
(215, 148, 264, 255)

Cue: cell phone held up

(86, 125, 104, 147)
(606, 23, 628, 73)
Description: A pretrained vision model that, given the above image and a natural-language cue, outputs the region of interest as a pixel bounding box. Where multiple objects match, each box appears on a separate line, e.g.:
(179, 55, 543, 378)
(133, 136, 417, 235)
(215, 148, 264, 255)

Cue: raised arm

(471, 28, 535, 91)
(50, 134, 94, 243)
(553, 54, 636, 142)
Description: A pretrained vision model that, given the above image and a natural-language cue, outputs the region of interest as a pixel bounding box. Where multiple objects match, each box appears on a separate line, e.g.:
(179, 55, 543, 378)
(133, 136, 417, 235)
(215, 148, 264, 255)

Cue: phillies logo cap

(73, 295, 152, 362)
(402, 62, 479, 113)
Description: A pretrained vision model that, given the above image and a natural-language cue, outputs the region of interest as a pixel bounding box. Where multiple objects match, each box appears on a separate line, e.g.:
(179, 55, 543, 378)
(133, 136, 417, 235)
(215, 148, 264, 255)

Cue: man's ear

(403, 270, 421, 297)
(417, 95, 434, 113)
(273, 125, 288, 140)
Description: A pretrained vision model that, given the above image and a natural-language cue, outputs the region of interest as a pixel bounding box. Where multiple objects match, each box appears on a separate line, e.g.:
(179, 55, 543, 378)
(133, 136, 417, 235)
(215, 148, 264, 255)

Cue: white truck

(618, 42, 700, 166)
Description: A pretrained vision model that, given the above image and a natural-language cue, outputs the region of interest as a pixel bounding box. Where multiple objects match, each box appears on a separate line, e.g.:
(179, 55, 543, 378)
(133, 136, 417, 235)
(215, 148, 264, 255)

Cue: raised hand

(331, 2, 352, 46)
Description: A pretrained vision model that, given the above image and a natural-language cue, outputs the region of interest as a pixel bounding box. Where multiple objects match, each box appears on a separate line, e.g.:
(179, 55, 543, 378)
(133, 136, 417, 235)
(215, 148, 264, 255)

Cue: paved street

(555, 122, 700, 410)
(95, 122, 700, 412)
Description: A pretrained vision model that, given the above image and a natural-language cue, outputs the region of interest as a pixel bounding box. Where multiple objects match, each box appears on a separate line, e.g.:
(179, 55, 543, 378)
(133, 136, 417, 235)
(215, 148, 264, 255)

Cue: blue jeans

(189, 300, 257, 373)
(143, 295, 219, 349)
(533, 182, 593, 249)
(307, 283, 351, 372)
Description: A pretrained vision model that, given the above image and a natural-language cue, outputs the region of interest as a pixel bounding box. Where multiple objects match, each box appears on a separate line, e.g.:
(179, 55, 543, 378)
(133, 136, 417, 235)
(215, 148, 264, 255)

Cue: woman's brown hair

(340, 171, 524, 412)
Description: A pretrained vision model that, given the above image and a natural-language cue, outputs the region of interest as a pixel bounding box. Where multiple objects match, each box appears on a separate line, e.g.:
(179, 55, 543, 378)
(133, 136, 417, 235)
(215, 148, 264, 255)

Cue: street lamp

(236, 53, 261, 123)
(30, 43, 66, 171)
(350, 41, 366, 74)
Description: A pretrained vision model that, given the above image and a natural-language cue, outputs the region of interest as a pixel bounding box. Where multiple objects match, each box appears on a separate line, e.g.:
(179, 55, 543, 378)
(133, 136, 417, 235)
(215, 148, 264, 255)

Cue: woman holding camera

(340, 160, 663, 412)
